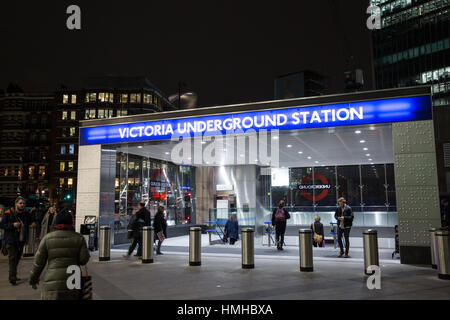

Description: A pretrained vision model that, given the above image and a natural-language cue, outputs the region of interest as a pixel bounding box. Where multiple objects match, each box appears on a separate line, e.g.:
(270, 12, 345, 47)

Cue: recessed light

(201, 141, 207, 144)
(137, 146, 143, 149)
(272, 136, 279, 140)
(240, 154, 244, 157)
(368, 159, 373, 161)
(366, 154, 370, 156)
(315, 161, 319, 164)
(165, 152, 170, 155)
(360, 140, 365, 143)
(307, 156, 312, 159)
(355, 130, 361, 134)
(298, 151, 303, 154)
(363, 148, 368, 151)
(286, 145, 292, 148)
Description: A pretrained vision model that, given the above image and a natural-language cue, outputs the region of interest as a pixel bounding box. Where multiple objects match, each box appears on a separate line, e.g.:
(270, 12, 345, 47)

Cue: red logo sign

(299, 173, 330, 201)
(151, 168, 169, 201)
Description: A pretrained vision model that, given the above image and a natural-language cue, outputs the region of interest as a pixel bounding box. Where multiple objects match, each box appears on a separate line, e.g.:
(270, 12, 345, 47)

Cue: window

(60, 162, 65, 172)
(121, 94, 128, 103)
(117, 110, 128, 117)
(62, 111, 68, 120)
(109, 93, 114, 102)
(71, 95, 77, 104)
(144, 93, 152, 104)
(59, 178, 65, 188)
(99, 92, 105, 102)
(68, 178, 73, 188)
(39, 166, 45, 178)
(98, 109, 105, 118)
(130, 93, 141, 103)
(105, 109, 113, 118)
(40, 151, 47, 161)
(85, 109, 96, 119)
(85, 93, 89, 103)
(39, 133, 47, 143)
(61, 145, 66, 154)
(28, 166, 35, 179)
(69, 127, 76, 137)
(89, 93, 97, 102)
(68, 161, 74, 171)
(69, 144, 75, 154)
(63, 95, 69, 104)
(70, 111, 76, 120)
(61, 128, 67, 138)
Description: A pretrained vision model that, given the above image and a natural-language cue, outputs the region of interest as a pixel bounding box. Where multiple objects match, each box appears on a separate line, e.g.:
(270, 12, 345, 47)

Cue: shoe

(123, 254, 130, 259)
(133, 254, 140, 257)
(9, 280, 17, 286)
(338, 252, 344, 257)
(279, 246, 284, 251)
(15, 278, 21, 281)
(156, 251, 163, 255)
(344, 254, 349, 258)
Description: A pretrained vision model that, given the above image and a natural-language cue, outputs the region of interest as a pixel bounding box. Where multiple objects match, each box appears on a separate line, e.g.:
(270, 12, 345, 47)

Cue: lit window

(98, 109, 105, 118)
(28, 166, 35, 179)
(68, 178, 73, 188)
(85, 93, 89, 102)
(144, 94, 152, 104)
(89, 93, 97, 102)
(39, 166, 45, 178)
(61, 145, 66, 154)
(99, 92, 105, 102)
(71, 111, 76, 120)
(71, 95, 77, 104)
(69, 127, 76, 137)
(106, 109, 113, 118)
(121, 94, 128, 103)
(68, 162, 74, 171)
(130, 93, 141, 103)
(59, 178, 65, 187)
(89, 109, 96, 119)
(63, 95, 69, 104)
(109, 93, 114, 102)
(61, 128, 67, 138)
(60, 162, 65, 172)
(62, 111, 68, 120)
(69, 144, 75, 154)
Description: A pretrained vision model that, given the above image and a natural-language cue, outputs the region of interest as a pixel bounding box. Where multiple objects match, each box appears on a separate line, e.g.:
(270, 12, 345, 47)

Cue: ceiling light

(201, 141, 207, 144)
(137, 146, 143, 149)
(366, 154, 370, 156)
(363, 148, 368, 151)
(165, 152, 170, 155)
(240, 154, 244, 157)
(315, 161, 319, 164)
(355, 130, 361, 134)
(286, 145, 292, 148)
(307, 156, 312, 159)
(298, 151, 303, 154)
(360, 140, 365, 143)
(272, 136, 279, 140)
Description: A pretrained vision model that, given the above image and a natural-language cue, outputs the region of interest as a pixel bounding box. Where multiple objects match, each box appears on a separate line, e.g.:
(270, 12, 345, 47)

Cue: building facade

(52, 76, 175, 205)
(0, 90, 54, 206)
(371, 0, 450, 202)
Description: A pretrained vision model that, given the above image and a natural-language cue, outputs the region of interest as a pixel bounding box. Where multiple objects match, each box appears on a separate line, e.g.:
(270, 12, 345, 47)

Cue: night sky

(1, 0, 373, 107)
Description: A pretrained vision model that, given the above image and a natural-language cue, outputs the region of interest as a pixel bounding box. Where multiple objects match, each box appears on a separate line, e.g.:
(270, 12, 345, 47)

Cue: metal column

(142, 226, 154, 264)
(436, 230, 450, 280)
(189, 227, 202, 266)
(99, 226, 111, 261)
(241, 228, 255, 269)
(430, 228, 439, 269)
(363, 229, 379, 275)
(299, 229, 313, 272)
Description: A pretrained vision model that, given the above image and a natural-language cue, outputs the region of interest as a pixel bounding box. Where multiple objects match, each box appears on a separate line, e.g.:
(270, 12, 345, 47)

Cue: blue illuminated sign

(80, 95, 432, 145)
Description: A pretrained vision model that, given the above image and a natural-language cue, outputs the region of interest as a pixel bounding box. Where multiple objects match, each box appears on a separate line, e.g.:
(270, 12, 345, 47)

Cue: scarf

(51, 224, 74, 232)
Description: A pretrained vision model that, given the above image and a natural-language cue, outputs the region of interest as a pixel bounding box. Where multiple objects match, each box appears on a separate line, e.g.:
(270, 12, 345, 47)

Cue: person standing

(39, 206, 57, 240)
(224, 214, 239, 245)
(124, 203, 151, 258)
(0, 205, 5, 243)
(0, 197, 31, 285)
(334, 197, 354, 258)
(272, 200, 290, 251)
(153, 205, 167, 255)
(29, 210, 90, 300)
(311, 215, 325, 247)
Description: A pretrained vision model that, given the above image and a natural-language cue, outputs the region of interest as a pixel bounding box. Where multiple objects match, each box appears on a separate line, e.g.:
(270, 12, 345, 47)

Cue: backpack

(274, 208, 285, 222)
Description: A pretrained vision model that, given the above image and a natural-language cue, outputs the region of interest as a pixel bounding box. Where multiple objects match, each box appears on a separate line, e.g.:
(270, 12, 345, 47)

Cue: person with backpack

(334, 197, 354, 258)
(311, 215, 325, 247)
(271, 200, 290, 251)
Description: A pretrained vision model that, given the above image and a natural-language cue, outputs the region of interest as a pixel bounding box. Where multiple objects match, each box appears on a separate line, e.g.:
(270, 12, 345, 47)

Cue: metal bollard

(189, 227, 202, 266)
(436, 230, 450, 280)
(99, 226, 111, 261)
(430, 228, 439, 269)
(23, 225, 37, 257)
(299, 229, 313, 272)
(363, 229, 379, 275)
(241, 228, 254, 269)
(142, 226, 155, 264)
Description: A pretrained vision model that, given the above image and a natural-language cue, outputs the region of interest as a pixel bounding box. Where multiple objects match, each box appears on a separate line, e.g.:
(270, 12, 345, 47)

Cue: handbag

(312, 223, 323, 244)
(80, 265, 93, 300)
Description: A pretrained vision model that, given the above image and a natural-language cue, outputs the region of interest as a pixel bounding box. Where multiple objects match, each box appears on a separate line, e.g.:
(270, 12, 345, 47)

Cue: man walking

(272, 200, 290, 251)
(334, 197, 354, 258)
(0, 197, 31, 285)
(124, 202, 151, 258)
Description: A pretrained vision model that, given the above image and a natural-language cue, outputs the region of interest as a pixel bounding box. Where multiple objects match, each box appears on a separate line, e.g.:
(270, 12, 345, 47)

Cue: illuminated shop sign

(80, 95, 432, 145)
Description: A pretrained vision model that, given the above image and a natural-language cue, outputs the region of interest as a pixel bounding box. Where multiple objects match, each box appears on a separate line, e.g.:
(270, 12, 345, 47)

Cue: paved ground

(1, 244, 449, 300)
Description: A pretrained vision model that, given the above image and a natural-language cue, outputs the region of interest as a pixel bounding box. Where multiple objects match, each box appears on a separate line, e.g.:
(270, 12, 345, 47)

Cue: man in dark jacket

(334, 197, 354, 258)
(124, 203, 151, 258)
(0, 197, 31, 285)
(271, 200, 290, 251)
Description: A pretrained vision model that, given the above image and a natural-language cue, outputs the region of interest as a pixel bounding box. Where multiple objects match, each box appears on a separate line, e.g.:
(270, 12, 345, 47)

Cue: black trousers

(229, 238, 236, 245)
(338, 227, 351, 254)
(275, 223, 286, 247)
(128, 236, 142, 256)
(7, 242, 24, 281)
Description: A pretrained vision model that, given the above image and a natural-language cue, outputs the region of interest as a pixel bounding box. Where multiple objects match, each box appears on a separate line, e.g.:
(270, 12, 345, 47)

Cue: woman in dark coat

(153, 206, 167, 255)
(224, 215, 239, 245)
(311, 215, 325, 247)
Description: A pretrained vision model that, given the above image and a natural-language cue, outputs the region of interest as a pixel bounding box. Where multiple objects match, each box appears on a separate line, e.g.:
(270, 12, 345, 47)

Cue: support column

(393, 120, 441, 264)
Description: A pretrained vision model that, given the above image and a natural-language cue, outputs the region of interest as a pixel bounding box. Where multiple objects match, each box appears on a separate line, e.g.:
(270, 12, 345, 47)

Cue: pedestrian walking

(39, 206, 57, 240)
(272, 200, 290, 251)
(153, 205, 167, 255)
(29, 210, 90, 300)
(334, 197, 354, 258)
(0, 197, 31, 285)
(123, 202, 151, 258)
(224, 214, 239, 245)
(311, 215, 325, 247)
